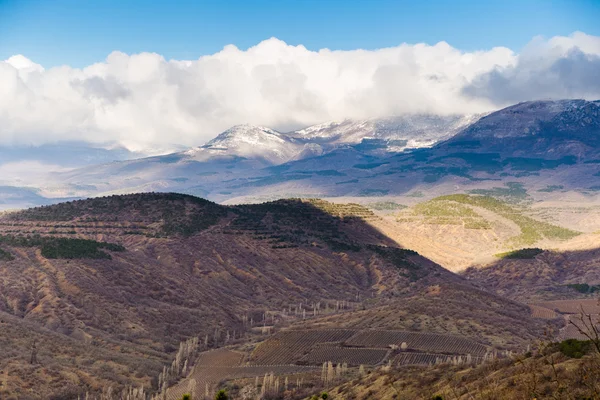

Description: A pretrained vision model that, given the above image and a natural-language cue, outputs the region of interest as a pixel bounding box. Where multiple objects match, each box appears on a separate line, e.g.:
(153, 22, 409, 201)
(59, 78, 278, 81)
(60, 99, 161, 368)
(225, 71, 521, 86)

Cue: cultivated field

(167, 328, 490, 399)
(250, 329, 488, 369)
(345, 330, 489, 356)
(529, 304, 558, 319)
(534, 299, 600, 315)
(558, 314, 600, 341)
(250, 330, 356, 365)
(195, 348, 245, 366)
(300, 346, 389, 365)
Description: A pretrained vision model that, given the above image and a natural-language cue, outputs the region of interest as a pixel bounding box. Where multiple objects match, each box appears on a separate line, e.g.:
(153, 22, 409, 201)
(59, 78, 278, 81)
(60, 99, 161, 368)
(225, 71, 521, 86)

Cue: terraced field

(345, 330, 489, 356)
(165, 329, 491, 399)
(558, 314, 600, 341)
(300, 346, 389, 366)
(250, 330, 356, 365)
(250, 329, 488, 369)
(195, 348, 245, 366)
(529, 304, 558, 319)
(306, 199, 378, 220)
(534, 299, 600, 315)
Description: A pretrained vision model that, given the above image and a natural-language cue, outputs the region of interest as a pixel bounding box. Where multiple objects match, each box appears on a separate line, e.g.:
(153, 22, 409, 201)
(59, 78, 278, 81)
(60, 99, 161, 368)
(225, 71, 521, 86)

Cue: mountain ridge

(3, 99, 600, 209)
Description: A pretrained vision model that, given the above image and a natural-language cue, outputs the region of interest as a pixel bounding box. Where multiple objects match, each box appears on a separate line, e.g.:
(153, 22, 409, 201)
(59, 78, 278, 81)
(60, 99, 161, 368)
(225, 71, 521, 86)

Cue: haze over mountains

(2, 99, 600, 210)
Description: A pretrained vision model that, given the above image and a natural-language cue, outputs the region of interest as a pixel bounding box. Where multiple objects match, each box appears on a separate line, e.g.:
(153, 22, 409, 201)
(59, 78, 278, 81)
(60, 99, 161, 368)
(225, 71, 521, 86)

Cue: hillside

(355, 193, 583, 272)
(316, 342, 600, 400)
(0, 193, 547, 398)
(463, 246, 600, 303)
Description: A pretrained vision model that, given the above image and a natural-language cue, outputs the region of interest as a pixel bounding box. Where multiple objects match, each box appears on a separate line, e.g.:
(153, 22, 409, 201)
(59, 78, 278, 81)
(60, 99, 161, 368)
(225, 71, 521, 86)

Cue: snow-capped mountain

(9, 100, 600, 210)
(160, 115, 482, 167)
(184, 124, 305, 165)
(178, 114, 483, 165)
(291, 114, 481, 151)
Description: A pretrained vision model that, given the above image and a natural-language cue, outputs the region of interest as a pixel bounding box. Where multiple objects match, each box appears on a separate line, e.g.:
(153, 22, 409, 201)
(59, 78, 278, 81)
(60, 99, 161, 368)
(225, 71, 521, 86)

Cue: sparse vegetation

(7, 192, 227, 238)
(432, 194, 580, 245)
(359, 188, 389, 196)
(366, 244, 422, 281)
(495, 248, 543, 259)
(409, 199, 492, 229)
(538, 185, 564, 192)
(0, 192, 574, 399)
(566, 283, 600, 294)
(367, 201, 406, 211)
(353, 162, 389, 169)
(469, 182, 529, 202)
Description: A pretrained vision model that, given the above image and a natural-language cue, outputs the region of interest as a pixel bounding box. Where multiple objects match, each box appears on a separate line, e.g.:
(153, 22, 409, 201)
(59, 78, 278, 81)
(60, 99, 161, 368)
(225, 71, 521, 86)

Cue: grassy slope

(370, 194, 582, 271)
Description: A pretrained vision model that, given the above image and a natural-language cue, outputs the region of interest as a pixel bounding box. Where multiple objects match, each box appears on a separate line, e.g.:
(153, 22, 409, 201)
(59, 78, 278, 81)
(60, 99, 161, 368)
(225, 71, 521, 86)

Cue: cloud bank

(1, 32, 599, 152)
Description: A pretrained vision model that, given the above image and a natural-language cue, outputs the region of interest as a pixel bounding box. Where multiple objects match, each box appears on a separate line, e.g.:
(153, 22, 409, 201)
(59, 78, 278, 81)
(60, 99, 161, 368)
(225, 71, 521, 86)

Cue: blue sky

(1, 0, 599, 67)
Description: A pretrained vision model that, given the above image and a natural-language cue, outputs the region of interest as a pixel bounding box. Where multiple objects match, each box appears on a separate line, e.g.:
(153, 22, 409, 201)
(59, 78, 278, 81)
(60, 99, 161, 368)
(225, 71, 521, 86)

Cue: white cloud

(1, 32, 599, 152)
(463, 32, 600, 105)
(0, 161, 71, 186)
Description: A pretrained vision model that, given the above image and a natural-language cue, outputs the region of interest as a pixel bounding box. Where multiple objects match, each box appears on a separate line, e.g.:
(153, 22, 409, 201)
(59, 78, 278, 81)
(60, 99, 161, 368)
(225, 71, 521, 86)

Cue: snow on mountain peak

(182, 113, 486, 165)
(184, 124, 302, 164)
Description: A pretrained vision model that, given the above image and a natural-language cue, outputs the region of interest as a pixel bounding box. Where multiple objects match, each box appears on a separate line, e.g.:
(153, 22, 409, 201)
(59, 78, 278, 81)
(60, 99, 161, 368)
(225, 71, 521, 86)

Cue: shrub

(495, 248, 543, 259)
(558, 339, 591, 359)
(0, 248, 14, 261)
(215, 389, 229, 400)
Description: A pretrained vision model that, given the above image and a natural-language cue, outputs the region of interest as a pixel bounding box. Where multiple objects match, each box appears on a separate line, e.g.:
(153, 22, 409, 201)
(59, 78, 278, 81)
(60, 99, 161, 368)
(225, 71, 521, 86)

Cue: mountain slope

(7, 100, 600, 210)
(442, 99, 600, 156)
(290, 114, 480, 152)
(187, 124, 305, 165)
(0, 193, 545, 398)
(26, 114, 479, 206)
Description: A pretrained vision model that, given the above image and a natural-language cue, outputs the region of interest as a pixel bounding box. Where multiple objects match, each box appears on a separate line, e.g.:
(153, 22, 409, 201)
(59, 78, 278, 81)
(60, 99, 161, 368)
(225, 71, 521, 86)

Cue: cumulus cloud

(1, 32, 599, 152)
(464, 32, 600, 104)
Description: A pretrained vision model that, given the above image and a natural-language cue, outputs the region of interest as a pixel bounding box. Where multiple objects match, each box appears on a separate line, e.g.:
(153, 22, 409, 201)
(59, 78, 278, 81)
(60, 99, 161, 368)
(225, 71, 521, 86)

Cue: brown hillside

(0, 193, 547, 398)
(463, 247, 600, 303)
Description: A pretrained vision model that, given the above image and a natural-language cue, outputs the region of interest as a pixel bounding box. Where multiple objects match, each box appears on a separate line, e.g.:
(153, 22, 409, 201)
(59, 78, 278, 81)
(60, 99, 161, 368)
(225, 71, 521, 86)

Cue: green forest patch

(0, 235, 125, 260)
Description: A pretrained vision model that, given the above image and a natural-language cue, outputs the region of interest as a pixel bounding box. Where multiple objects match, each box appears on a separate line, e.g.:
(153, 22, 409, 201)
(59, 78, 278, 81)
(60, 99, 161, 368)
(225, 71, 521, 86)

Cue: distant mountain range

(2, 99, 600, 209)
